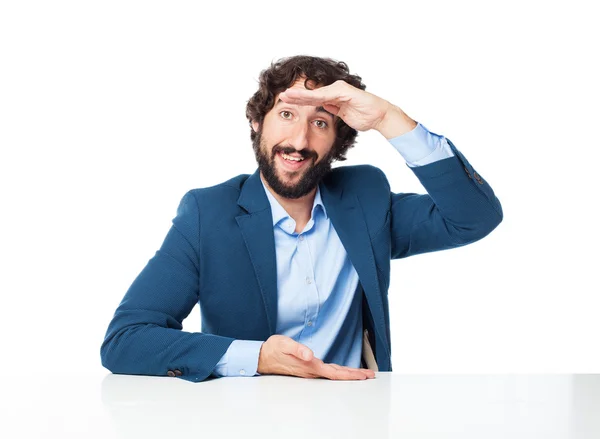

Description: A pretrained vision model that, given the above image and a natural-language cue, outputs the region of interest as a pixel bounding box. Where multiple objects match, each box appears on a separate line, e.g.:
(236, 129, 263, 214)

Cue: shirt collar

(259, 176, 328, 227)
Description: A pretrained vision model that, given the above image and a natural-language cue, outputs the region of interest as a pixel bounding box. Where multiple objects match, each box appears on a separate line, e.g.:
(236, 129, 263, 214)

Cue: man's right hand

(257, 335, 376, 380)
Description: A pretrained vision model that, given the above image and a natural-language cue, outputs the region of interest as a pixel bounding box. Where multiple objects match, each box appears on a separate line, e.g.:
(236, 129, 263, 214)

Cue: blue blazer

(100, 139, 502, 382)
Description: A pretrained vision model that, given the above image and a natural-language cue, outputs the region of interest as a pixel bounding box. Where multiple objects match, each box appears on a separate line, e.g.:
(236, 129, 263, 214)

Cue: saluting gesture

(278, 79, 417, 138)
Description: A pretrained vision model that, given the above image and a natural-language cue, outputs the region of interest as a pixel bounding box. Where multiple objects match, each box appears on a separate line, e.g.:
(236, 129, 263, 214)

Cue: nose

(287, 118, 310, 151)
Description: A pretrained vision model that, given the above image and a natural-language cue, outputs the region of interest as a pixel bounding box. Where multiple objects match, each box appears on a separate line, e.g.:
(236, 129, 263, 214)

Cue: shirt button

(305, 277, 312, 284)
(307, 321, 313, 327)
(299, 235, 304, 241)
(239, 369, 246, 375)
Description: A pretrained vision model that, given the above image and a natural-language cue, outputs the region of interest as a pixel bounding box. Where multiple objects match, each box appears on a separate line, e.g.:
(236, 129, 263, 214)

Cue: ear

(252, 120, 259, 132)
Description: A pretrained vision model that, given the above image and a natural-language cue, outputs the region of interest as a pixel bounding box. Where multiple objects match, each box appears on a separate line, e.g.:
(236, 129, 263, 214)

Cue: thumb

(292, 342, 313, 361)
(323, 104, 340, 116)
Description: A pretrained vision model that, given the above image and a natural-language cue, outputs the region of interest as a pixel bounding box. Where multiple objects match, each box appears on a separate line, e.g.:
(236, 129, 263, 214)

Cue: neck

(260, 173, 316, 233)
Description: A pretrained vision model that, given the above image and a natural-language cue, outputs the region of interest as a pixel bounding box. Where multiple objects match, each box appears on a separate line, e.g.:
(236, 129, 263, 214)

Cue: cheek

(261, 120, 284, 141)
(266, 123, 288, 139)
(315, 137, 336, 156)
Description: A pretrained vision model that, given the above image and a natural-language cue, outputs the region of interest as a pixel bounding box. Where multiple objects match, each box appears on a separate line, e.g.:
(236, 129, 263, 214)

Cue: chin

(276, 166, 304, 181)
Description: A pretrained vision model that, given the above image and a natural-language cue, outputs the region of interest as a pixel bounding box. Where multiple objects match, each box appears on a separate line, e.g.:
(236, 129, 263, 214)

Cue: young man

(101, 55, 503, 383)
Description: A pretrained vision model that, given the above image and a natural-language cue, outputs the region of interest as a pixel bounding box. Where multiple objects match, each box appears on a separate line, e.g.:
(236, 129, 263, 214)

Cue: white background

(1, 0, 598, 382)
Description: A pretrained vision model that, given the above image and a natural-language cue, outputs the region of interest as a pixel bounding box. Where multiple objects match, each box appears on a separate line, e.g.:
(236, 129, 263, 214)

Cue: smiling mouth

(277, 151, 311, 171)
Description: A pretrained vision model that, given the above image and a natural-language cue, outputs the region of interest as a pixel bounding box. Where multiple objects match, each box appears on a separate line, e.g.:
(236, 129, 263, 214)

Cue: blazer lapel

(319, 177, 390, 354)
(235, 170, 278, 335)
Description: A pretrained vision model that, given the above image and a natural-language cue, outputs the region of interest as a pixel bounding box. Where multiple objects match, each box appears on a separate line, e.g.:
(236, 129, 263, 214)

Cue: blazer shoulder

(328, 164, 390, 193)
(187, 174, 250, 203)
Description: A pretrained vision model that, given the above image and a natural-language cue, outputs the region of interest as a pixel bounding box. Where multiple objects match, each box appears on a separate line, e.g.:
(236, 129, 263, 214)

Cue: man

(100, 55, 503, 383)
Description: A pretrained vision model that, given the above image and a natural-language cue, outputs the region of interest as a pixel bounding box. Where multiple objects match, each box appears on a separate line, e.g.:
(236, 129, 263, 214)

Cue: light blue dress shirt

(210, 122, 454, 377)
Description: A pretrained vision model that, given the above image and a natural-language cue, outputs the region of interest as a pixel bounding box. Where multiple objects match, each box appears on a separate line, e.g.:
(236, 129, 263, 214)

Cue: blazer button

(167, 370, 176, 377)
(174, 369, 182, 376)
(473, 171, 484, 184)
(464, 166, 472, 178)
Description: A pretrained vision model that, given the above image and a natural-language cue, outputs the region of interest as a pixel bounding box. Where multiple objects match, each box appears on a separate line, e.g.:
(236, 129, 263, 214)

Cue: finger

(338, 364, 375, 379)
(333, 366, 368, 380)
(279, 87, 351, 107)
(318, 363, 368, 380)
(360, 368, 376, 378)
(330, 364, 375, 379)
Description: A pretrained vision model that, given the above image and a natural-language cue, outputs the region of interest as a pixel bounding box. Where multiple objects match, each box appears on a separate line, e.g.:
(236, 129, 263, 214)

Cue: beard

(252, 128, 335, 199)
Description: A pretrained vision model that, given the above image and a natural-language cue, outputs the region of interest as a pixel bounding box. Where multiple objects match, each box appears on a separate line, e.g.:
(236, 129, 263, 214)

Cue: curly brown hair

(245, 55, 367, 162)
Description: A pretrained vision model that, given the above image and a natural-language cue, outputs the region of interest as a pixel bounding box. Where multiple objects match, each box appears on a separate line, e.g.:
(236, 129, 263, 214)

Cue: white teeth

(281, 153, 304, 162)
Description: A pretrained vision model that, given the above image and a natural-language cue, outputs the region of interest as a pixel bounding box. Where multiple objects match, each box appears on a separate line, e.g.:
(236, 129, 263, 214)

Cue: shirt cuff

(211, 339, 264, 377)
(387, 122, 455, 167)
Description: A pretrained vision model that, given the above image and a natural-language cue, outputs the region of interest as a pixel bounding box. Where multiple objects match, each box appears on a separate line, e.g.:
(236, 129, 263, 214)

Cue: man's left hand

(278, 79, 417, 138)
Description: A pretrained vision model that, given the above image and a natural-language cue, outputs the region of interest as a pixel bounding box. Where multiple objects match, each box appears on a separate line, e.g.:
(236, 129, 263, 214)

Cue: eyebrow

(275, 98, 335, 120)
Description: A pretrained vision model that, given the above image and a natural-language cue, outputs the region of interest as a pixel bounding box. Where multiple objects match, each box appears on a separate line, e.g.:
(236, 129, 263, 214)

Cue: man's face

(252, 77, 337, 199)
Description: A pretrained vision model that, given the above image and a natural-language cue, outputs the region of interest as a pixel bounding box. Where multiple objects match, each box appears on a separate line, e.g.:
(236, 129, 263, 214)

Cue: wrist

(257, 341, 267, 375)
(375, 103, 418, 140)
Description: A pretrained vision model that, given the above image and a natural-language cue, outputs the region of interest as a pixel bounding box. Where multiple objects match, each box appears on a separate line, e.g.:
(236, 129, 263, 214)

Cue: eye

(280, 111, 292, 119)
(314, 120, 328, 129)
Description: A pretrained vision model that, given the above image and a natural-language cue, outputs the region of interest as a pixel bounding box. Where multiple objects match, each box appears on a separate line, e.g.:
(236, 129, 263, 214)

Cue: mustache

(272, 145, 317, 160)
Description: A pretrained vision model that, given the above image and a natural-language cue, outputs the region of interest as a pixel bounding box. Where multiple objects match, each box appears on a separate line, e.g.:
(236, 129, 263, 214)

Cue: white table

(4, 374, 600, 438)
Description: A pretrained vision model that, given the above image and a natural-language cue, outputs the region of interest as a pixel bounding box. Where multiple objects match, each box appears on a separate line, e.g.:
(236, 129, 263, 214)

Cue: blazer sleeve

(385, 138, 503, 259)
(100, 190, 235, 383)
